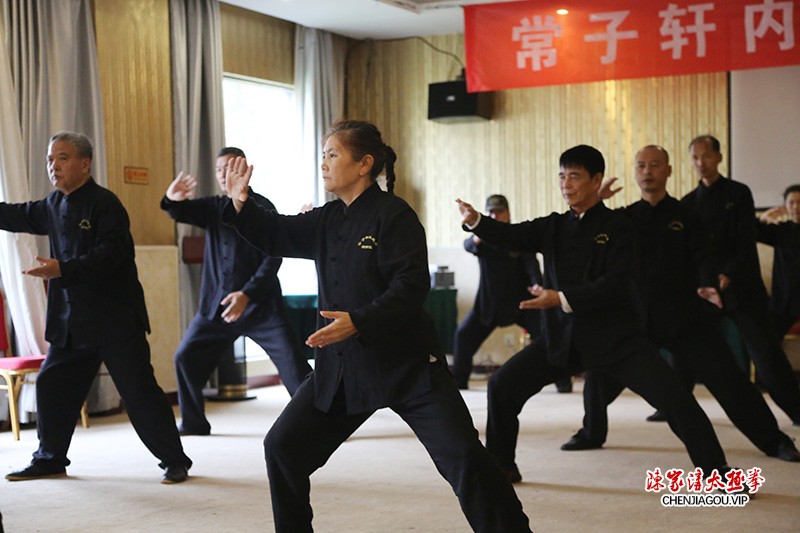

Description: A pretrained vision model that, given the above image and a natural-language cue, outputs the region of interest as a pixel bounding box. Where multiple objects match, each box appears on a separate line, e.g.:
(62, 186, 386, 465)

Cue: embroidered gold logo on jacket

(79, 219, 91, 230)
(668, 220, 684, 231)
(594, 233, 609, 244)
(357, 235, 378, 249)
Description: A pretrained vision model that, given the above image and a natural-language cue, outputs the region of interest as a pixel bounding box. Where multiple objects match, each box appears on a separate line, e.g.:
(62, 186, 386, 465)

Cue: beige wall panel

(220, 3, 294, 83)
(346, 34, 728, 248)
(135, 246, 181, 392)
(94, 0, 174, 245)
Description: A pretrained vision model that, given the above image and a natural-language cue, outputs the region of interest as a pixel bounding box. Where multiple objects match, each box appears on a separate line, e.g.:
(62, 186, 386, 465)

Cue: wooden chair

(0, 291, 88, 440)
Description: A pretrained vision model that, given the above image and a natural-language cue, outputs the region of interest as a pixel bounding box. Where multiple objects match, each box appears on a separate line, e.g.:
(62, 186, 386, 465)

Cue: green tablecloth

(284, 288, 458, 358)
(423, 288, 457, 354)
(284, 295, 319, 360)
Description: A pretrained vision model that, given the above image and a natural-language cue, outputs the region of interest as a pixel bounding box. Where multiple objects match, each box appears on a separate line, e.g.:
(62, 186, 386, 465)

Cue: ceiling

(222, 0, 522, 40)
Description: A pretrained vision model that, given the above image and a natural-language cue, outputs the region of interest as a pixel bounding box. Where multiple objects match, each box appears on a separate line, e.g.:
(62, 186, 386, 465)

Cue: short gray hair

(49, 131, 93, 160)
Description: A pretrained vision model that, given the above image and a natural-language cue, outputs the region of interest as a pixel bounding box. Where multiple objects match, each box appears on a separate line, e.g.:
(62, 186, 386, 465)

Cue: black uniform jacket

(757, 220, 800, 317)
(470, 202, 650, 369)
(161, 188, 283, 321)
(0, 179, 149, 348)
(465, 236, 542, 328)
(223, 183, 442, 414)
(682, 176, 767, 308)
(622, 196, 718, 339)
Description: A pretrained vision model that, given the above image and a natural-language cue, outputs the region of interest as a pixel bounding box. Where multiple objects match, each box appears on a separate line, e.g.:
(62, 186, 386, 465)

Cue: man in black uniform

(161, 147, 311, 436)
(457, 145, 730, 484)
(682, 135, 800, 425)
(452, 194, 563, 390)
(757, 184, 800, 339)
(2, 132, 192, 483)
(559, 145, 800, 462)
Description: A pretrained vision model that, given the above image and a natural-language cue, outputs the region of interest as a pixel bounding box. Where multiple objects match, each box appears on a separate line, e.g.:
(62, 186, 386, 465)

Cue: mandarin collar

(698, 175, 728, 192)
(62, 177, 96, 200)
(575, 200, 606, 222)
(641, 194, 675, 211)
(343, 182, 382, 215)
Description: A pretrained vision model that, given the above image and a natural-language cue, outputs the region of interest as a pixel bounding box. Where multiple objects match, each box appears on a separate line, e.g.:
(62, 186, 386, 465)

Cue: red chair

(0, 290, 88, 440)
(788, 318, 800, 338)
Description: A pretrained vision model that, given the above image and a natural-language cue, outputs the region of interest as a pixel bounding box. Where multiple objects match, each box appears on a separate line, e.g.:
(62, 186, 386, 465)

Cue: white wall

(731, 65, 800, 207)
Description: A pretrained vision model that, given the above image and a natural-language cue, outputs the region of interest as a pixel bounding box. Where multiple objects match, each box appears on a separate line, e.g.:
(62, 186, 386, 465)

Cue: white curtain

(170, 0, 225, 332)
(294, 26, 347, 206)
(0, 0, 106, 420)
(3, 0, 107, 199)
(0, 25, 47, 359)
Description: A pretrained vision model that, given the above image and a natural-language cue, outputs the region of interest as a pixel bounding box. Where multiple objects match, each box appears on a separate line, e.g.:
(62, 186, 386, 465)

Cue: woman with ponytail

(223, 119, 531, 532)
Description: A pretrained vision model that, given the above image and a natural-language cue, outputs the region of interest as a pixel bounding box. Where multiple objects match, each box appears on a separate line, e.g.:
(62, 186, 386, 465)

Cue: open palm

(225, 156, 253, 211)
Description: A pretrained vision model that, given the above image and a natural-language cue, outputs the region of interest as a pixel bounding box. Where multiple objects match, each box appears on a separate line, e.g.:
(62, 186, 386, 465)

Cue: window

(222, 74, 317, 296)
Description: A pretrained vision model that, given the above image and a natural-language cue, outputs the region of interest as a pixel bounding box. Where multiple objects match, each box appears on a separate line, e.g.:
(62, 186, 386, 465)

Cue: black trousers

(32, 331, 191, 470)
(486, 341, 727, 474)
(175, 306, 312, 434)
(726, 300, 800, 423)
(264, 361, 531, 533)
(579, 321, 792, 455)
(771, 308, 799, 340)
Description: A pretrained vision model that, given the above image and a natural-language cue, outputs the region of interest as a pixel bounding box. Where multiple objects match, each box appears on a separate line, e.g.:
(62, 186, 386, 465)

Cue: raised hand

(599, 176, 623, 199)
(225, 156, 253, 212)
(697, 287, 723, 309)
(306, 311, 357, 348)
(519, 284, 560, 310)
(759, 205, 787, 224)
(220, 291, 250, 323)
(165, 171, 198, 202)
(22, 256, 61, 280)
(455, 198, 480, 227)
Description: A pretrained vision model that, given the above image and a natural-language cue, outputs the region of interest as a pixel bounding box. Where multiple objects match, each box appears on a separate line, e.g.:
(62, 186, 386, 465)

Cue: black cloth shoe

(555, 378, 572, 393)
(177, 425, 210, 436)
(561, 431, 602, 451)
(646, 409, 667, 422)
(503, 465, 522, 484)
(770, 439, 800, 462)
(161, 465, 189, 484)
(6, 462, 67, 481)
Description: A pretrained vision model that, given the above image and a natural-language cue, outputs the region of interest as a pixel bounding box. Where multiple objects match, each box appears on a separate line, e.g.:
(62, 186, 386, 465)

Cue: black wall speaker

(427, 80, 492, 123)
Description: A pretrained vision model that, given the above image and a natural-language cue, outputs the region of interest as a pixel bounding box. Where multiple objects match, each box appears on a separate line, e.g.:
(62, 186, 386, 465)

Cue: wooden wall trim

(94, 0, 175, 245)
(220, 3, 294, 83)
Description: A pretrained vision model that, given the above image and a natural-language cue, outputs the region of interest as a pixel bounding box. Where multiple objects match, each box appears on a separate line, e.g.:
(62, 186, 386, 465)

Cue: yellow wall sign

(124, 166, 149, 185)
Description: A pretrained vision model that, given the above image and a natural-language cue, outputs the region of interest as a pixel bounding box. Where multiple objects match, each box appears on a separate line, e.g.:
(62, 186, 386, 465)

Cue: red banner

(464, 0, 800, 91)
